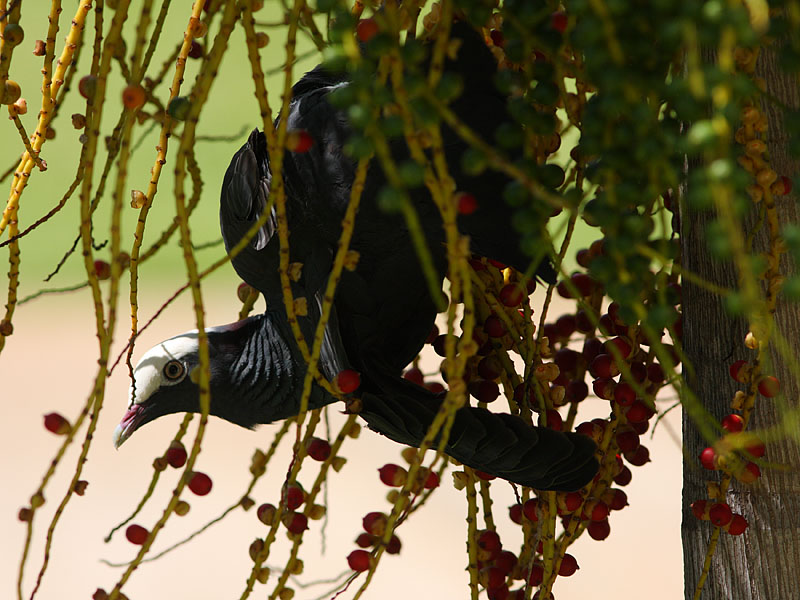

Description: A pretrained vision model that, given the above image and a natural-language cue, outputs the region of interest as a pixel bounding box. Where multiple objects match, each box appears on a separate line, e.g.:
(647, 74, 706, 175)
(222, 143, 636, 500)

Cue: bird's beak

(113, 402, 149, 448)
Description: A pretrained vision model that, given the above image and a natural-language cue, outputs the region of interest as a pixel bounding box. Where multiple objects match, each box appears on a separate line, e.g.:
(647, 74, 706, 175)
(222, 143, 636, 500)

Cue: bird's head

(112, 319, 262, 448)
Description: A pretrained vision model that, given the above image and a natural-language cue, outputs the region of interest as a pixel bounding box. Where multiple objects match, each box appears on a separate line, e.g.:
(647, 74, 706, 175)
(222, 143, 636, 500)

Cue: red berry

(738, 461, 761, 483)
(237, 282, 255, 302)
(282, 511, 309, 534)
(522, 499, 539, 522)
(378, 463, 407, 487)
(729, 359, 749, 383)
(283, 484, 305, 510)
(778, 175, 792, 196)
(469, 258, 487, 271)
(356, 18, 379, 43)
(557, 273, 595, 298)
(347, 549, 372, 571)
(565, 380, 589, 403)
(605, 336, 633, 359)
(495, 550, 518, 574)
(554, 348, 580, 373)
(478, 355, 503, 380)
(614, 465, 632, 486)
(477, 529, 502, 553)
(758, 375, 780, 398)
(424, 470, 440, 489)
(629, 361, 647, 382)
(509, 503, 523, 524)
(557, 491, 582, 513)
(575, 309, 593, 333)
(484, 315, 507, 338)
(592, 378, 616, 400)
(386, 534, 402, 554)
(499, 283, 525, 307)
(166, 441, 187, 468)
(576, 248, 592, 267)
(587, 519, 611, 540)
(727, 514, 748, 535)
(480, 566, 505, 590)
(527, 564, 544, 586)
(645, 362, 665, 384)
(43, 412, 70, 435)
(122, 84, 146, 110)
(403, 367, 424, 385)
(78, 74, 97, 99)
(362, 512, 388, 536)
(187, 471, 213, 496)
(456, 192, 478, 215)
(699, 447, 717, 470)
(550, 10, 568, 33)
(746, 439, 766, 458)
(585, 500, 609, 522)
(625, 399, 654, 423)
(94, 260, 111, 280)
(573, 272, 596, 294)
(306, 437, 332, 461)
(607, 489, 628, 511)
(721, 414, 744, 433)
(615, 429, 640, 453)
(188, 40, 203, 59)
(488, 584, 510, 600)
(575, 421, 598, 438)
(599, 314, 616, 335)
(257, 503, 276, 525)
(432, 333, 457, 357)
(613, 382, 636, 407)
(469, 379, 500, 403)
(426, 381, 446, 394)
(583, 337, 604, 362)
(125, 524, 148, 545)
(489, 29, 505, 48)
(334, 369, 360, 394)
(709, 502, 733, 527)
(558, 553, 579, 576)
(286, 129, 313, 152)
(555, 314, 577, 338)
(630, 419, 649, 435)
(355, 532, 374, 548)
(691, 500, 707, 520)
(475, 470, 496, 481)
(589, 354, 619, 379)
(540, 408, 563, 431)
(624, 444, 650, 466)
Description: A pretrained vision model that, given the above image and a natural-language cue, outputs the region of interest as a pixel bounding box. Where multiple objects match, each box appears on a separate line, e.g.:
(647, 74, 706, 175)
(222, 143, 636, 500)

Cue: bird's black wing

(358, 366, 598, 491)
(220, 129, 350, 383)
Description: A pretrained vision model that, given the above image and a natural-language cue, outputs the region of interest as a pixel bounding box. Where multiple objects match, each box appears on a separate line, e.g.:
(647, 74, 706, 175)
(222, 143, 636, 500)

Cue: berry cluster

(406, 242, 675, 598)
(687, 357, 771, 537)
(345, 448, 441, 574)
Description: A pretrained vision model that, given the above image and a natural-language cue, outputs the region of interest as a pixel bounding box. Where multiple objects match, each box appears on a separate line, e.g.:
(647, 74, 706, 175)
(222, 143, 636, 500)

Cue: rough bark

(681, 46, 800, 599)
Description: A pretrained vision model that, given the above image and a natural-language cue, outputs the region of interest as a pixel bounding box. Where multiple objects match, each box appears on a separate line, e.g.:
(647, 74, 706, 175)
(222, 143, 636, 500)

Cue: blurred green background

(2, 1, 322, 310)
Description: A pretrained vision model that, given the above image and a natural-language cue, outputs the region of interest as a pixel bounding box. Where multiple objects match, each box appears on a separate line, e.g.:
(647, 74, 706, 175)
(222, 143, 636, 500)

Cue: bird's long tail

(357, 372, 598, 491)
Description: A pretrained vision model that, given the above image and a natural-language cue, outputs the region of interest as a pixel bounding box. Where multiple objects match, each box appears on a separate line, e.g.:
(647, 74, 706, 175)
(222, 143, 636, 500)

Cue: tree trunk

(681, 45, 800, 599)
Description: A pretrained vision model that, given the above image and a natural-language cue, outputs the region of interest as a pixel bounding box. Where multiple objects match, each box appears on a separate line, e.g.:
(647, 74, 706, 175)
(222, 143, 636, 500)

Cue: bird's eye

(163, 360, 186, 382)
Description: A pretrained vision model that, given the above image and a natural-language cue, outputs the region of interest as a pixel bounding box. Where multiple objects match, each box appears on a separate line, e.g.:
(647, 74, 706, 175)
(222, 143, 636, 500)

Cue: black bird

(114, 23, 598, 491)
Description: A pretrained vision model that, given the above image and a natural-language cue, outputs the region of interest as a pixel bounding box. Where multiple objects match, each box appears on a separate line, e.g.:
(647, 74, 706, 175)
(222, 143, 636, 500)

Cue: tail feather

(358, 374, 598, 491)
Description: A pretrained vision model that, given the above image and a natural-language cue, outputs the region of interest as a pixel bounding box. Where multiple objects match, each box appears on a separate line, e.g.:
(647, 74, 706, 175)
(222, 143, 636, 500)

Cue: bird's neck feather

(224, 312, 335, 426)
